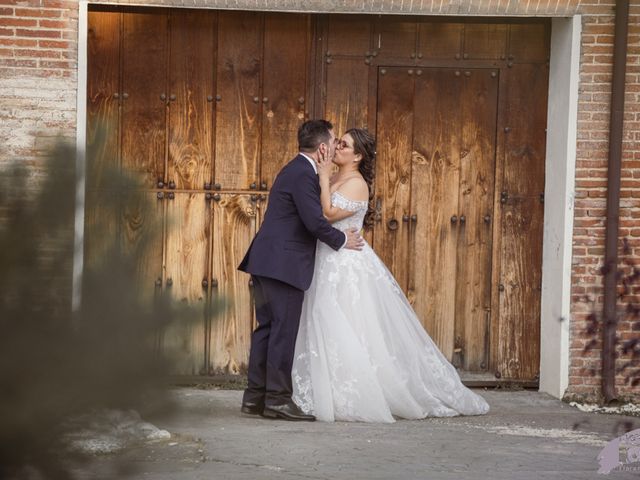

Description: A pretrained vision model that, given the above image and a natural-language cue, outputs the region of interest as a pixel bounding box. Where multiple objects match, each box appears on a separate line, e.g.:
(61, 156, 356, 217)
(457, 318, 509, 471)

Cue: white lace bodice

(330, 191, 368, 231)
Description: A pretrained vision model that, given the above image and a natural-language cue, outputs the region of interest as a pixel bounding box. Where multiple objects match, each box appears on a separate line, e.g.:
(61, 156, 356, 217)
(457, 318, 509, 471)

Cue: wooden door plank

(489, 62, 509, 377)
(454, 68, 499, 371)
(373, 19, 417, 63)
(163, 192, 210, 375)
(325, 58, 370, 137)
(327, 15, 372, 57)
(85, 10, 121, 278)
(250, 193, 268, 332)
(508, 22, 549, 63)
(410, 68, 461, 360)
(373, 67, 413, 292)
(214, 11, 262, 191)
(417, 22, 463, 61)
(120, 191, 165, 304)
(87, 10, 120, 189)
(167, 10, 215, 190)
(502, 64, 548, 197)
(495, 62, 548, 381)
(310, 15, 328, 120)
(497, 197, 543, 380)
(463, 24, 507, 60)
(210, 194, 258, 374)
(260, 13, 310, 189)
(121, 9, 167, 188)
(83, 189, 120, 275)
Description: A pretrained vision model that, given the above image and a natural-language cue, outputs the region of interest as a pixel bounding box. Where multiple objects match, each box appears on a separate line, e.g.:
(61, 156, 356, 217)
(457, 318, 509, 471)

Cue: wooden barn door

(208, 12, 310, 374)
(87, 8, 548, 382)
(359, 20, 547, 382)
(372, 67, 413, 293)
(87, 7, 310, 375)
(409, 68, 498, 372)
(491, 34, 549, 380)
(375, 66, 498, 371)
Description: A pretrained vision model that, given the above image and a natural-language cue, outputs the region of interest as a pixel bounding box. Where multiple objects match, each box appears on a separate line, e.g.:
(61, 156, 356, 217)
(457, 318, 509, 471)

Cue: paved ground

(75, 388, 640, 480)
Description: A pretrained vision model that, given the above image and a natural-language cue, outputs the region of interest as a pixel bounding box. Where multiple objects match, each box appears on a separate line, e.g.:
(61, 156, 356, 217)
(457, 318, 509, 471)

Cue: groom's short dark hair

(298, 120, 333, 153)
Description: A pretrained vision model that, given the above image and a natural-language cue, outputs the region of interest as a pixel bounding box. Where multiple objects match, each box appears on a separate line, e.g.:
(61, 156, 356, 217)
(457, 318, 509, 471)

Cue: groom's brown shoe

(262, 402, 316, 421)
(241, 401, 264, 416)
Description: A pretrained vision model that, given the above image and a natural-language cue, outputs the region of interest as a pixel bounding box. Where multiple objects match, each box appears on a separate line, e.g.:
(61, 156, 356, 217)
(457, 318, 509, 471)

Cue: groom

(238, 120, 363, 421)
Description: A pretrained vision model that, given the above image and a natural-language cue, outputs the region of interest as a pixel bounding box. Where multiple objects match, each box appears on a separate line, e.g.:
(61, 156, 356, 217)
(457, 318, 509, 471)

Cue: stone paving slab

(75, 388, 640, 480)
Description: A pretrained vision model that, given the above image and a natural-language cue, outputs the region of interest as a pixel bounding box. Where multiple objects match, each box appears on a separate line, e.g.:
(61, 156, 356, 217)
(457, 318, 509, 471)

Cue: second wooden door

(375, 66, 499, 372)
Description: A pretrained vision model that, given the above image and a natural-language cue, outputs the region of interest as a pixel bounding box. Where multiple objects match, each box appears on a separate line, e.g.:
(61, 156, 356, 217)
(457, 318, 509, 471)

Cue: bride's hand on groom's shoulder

(344, 228, 364, 251)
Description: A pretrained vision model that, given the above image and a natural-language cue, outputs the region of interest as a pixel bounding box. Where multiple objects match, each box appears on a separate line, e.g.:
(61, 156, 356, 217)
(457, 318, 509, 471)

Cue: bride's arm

(318, 172, 355, 223)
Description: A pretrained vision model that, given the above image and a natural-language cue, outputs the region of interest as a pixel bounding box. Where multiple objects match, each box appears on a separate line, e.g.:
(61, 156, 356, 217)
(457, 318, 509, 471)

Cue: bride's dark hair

(345, 128, 376, 228)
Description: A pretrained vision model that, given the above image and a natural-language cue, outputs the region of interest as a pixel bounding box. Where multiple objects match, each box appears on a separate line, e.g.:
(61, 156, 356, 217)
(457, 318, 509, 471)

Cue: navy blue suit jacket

(238, 154, 346, 291)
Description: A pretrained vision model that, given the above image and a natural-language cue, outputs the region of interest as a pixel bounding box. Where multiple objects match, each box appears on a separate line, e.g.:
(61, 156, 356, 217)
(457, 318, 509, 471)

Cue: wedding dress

(292, 191, 490, 423)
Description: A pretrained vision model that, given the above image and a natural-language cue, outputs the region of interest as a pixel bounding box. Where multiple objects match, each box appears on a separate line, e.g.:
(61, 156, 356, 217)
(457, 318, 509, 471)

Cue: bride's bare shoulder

(336, 176, 369, 202)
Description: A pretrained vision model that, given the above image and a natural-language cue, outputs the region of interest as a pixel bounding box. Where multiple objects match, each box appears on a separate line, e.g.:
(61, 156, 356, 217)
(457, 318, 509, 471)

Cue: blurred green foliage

(0, 141, 205, 479)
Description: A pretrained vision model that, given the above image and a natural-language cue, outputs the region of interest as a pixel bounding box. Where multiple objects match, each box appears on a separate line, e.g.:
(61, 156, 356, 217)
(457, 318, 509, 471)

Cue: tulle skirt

(292, 241, 490, 423)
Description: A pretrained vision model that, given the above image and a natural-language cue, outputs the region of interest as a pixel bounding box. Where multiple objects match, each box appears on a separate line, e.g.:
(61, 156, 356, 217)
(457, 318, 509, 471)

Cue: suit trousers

(243, 274, 305, 407)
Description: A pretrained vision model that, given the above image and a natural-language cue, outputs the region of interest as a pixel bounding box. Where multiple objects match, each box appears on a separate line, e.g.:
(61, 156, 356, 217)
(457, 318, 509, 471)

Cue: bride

(292, 128, 490, 423)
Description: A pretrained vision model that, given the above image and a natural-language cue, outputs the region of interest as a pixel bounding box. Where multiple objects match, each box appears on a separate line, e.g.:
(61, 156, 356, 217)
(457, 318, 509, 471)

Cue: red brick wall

(0, 0, 638, 401)
(0, 0, 78, 168)
(569, 0, 640, 403)
(0, 0, 79, 311)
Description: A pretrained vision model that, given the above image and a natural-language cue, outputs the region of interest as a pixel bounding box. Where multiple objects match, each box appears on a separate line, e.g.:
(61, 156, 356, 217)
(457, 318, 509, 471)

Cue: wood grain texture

(214, 11, 262, 190)
(418, 22, 463, 60)
(83, 189, 120, 274)
(489, 63, 508, 380)
(167, 10, 215, 190)
(85, 11, 552, 381)
(454, 69, 498, 371)
(86, 10, 120, 189)
(260, 13, 310, 189)
(163, 193, 210, 375)
(251, 193, 268, 332)
(120, 191, 164, 304)
(502, 64, 548, 196)
(121, 9, 167, 188)
(494, 62, 548, 380)
(373, 67, 413, 292)
(373, 18, 417, 62)
(410, 68, 461, 360)
(325, 58, 369, 137)
(463, 23, 507, 60)
(327, 15, 371, 57)
(508, 23, 549, 63)
(209, 194, 257, 374)
(497, 197, 543, 380)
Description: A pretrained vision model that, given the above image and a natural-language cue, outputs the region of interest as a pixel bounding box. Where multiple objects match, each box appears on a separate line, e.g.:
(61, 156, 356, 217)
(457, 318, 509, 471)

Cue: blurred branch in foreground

(0, 140, 209, 479)
(582, 238, 640, 408)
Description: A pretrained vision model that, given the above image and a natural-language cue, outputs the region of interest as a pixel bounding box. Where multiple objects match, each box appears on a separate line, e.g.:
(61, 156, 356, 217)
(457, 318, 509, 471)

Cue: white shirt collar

(299, 152, 318, 174)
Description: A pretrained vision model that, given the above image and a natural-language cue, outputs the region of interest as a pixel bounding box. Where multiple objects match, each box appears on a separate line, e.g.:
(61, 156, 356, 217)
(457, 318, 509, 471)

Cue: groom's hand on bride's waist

(344, 228, 364, 251)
